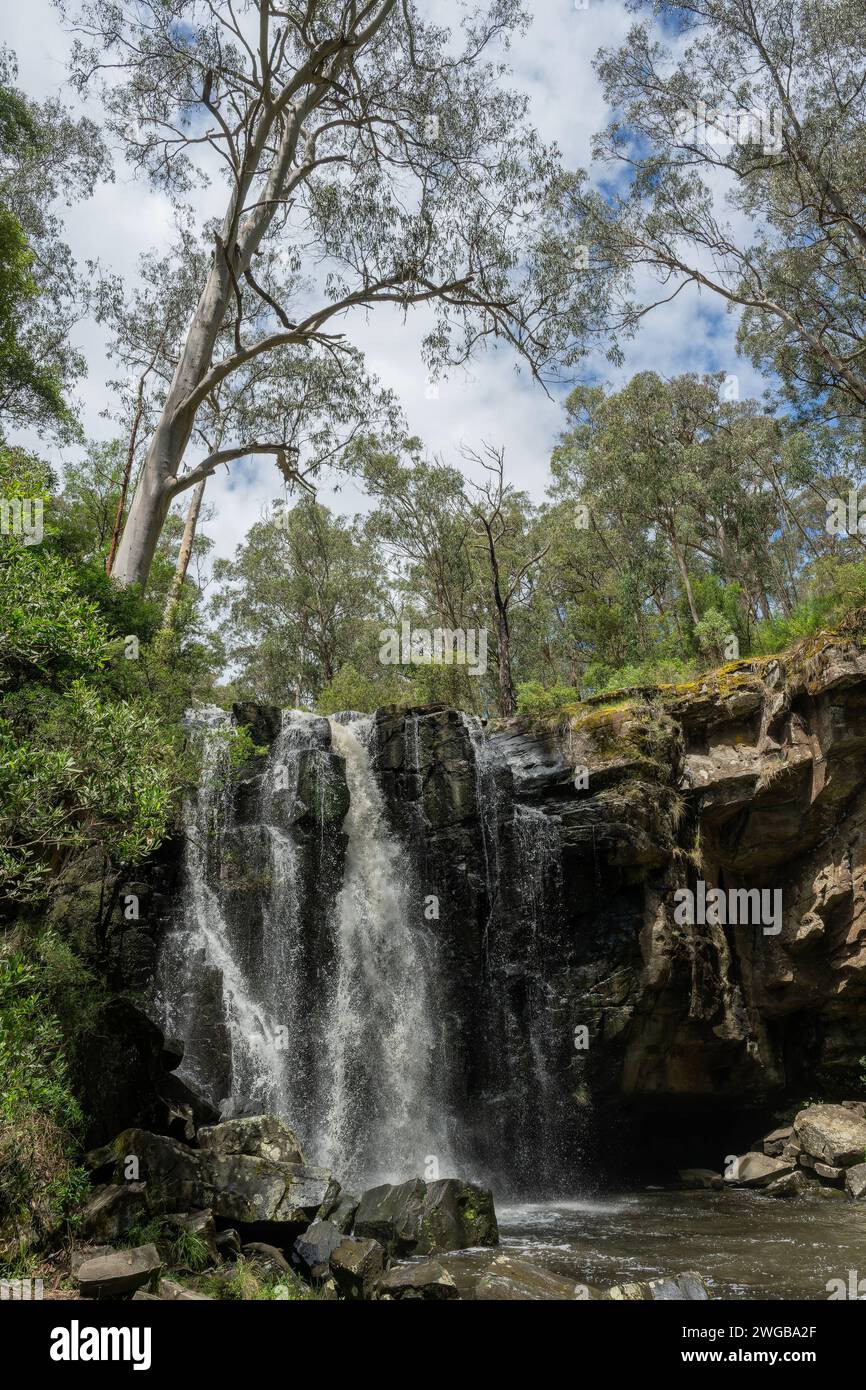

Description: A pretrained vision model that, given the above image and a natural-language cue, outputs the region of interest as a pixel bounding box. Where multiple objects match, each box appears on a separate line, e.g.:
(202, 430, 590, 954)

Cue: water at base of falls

(156, 705, 566, 1192)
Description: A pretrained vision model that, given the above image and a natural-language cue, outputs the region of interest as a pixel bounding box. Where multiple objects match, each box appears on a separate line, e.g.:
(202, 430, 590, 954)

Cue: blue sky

(6, 0, 768, 568)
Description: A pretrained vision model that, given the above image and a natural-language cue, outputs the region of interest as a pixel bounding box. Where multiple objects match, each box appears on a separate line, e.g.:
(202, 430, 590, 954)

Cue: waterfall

(157, 702, 572, 1194)
(460, 713, 505, 957)
(157, 707, 290, 1113)
(319, 716, 452, 1184)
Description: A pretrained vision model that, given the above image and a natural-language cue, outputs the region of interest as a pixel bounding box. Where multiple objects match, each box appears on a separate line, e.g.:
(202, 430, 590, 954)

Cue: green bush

(0, 943, 89, 1257)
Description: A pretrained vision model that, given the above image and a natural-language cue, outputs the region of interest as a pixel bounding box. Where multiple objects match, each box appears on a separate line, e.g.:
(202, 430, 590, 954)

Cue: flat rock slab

(794, 1105, 866, 1168)
(475, 1254, 582, 1300)
(726, 1152, 793, 1187)
(377, 1259, 459, 1300)
(77, 1244, 161, 1299)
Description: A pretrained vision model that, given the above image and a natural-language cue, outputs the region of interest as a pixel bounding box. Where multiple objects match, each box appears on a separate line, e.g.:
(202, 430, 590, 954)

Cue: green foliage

(316, 662, 415, 715)
(516, 681, 581, 717)
(0, 941, 89, 1255)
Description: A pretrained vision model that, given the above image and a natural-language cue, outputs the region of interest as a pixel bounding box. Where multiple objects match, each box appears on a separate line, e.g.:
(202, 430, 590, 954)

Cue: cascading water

(156, 702, 574, 1194)
(319, 717, 453, 1183)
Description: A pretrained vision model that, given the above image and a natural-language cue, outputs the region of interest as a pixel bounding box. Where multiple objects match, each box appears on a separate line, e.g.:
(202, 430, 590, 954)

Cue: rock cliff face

(367, 631, 866, 1175)
(132, 628, 866, 1187)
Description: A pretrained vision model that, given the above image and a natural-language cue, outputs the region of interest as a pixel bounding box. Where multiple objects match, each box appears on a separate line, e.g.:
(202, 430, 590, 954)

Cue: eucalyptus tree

(58, 0, 603, 589)
(0, 48, 109, 439)
(581, 0, 866, 424)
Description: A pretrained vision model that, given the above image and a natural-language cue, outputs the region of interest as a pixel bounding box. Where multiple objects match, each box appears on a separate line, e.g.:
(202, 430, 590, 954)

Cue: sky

(5, 0, 769, 571)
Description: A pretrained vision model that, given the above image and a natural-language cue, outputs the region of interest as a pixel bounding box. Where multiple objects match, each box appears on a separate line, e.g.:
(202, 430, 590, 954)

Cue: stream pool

(438, 1190, 866, 1300)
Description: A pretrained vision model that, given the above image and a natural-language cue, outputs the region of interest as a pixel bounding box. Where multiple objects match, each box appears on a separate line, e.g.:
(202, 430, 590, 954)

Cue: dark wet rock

(77, 1244, 161, 1298)
(329, 1236, 385, 1299)
(415, 1178, 498, 1253)
(80, 1184, 149, 1242)
(352, 1177, 497, 1257)
(215, 1228, 242, 1259)
(291, 1220, 343, 1279)
(319, 1189, 358, 1233)
(352, 1178, 427, 1255)
(110, 1129, 204, 1212)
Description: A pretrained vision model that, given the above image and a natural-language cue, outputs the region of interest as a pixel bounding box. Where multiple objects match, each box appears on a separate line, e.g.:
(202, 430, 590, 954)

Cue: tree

(582, 0, 866, 425)
(464, 442, 548, 716)
(0, 48, 109, 441)
(212, 496, 384, 704)
(60, 0, 603, 589)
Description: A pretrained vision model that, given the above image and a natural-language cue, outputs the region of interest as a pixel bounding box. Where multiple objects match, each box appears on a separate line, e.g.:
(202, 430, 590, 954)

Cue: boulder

(377, 1259, 460, 1301)
(319, 1189, 359, 1234)
(678, 1168, 723, 1190)
(352, 1178, 427, 1255)
(845, 1163, 866, 1200)
(606, 1272, 709, 1301)
(292, 1220, 343, 1280)
(762, 1170, 810, 1199)
(329, 1236, 385, 1299)
(110, 1129, 204, 1212)
(793, 1104, 866, 1168)
(201, 1154, 339, 1228)
(726, 1152, 793, 1187)
(79, 1183, 149, 1242)
(83, 1145, 115, 1180)
(197, 1114, 306, 1166)
(77, 1244, 161, 1299)
(415, 1178, 498, 1253)
(762, 1126, 793, 1157)
(475, 1254, 583, 1300)
(352, 1176, 498, 1257)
